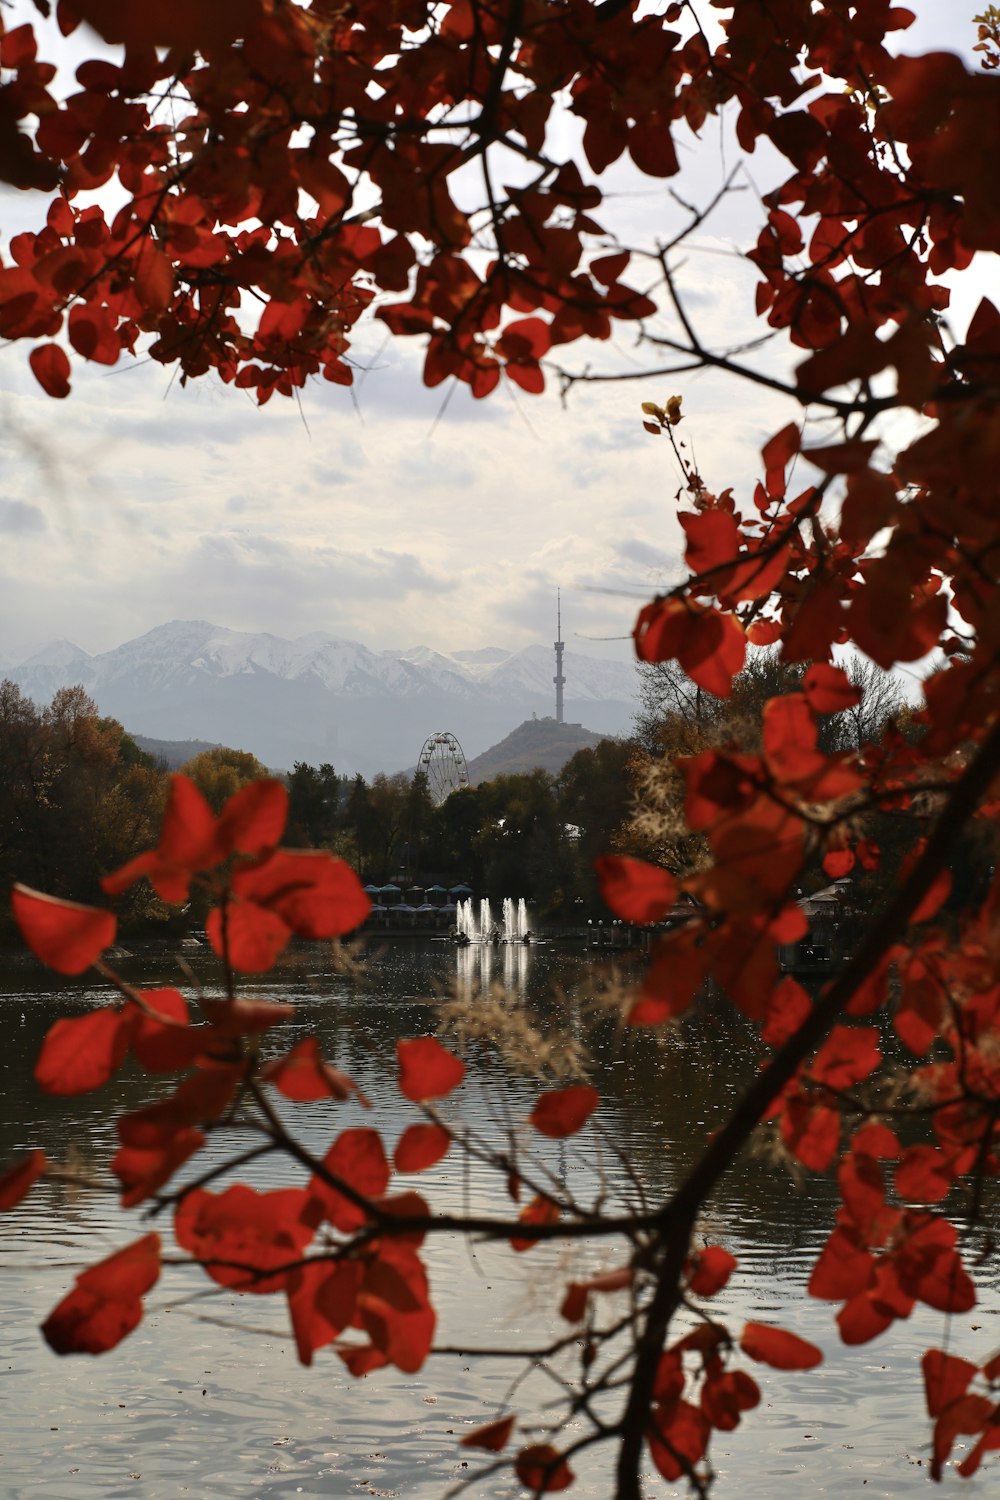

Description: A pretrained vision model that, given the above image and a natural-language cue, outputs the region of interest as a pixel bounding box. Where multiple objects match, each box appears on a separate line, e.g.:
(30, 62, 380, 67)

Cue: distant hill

(132, 735, 224, 770)
(467, 718, 615, 782)
(7, 620, 638, 776)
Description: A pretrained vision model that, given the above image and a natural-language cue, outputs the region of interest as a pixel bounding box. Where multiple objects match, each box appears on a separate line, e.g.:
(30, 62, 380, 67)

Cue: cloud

(0, 497, 47, 535)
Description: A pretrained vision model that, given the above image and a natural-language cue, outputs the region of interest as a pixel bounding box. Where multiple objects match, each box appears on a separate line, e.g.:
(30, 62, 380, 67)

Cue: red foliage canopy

(3, 0, 1000, 1494)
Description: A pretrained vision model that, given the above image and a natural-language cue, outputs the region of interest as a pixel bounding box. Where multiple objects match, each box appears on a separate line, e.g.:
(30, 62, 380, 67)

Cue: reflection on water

(454, 939, 531, 1008)
(0, 940, 997, 1498)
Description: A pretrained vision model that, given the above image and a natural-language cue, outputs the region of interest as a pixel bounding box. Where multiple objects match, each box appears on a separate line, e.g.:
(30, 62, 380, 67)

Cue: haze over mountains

(7, 620, 638, 776)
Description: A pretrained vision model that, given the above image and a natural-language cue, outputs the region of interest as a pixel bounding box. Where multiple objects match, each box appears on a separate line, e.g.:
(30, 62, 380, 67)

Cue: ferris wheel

(418, 730, 470, 805)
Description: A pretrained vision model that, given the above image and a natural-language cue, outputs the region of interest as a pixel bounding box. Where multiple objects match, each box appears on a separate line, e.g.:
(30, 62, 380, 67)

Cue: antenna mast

(553, 589, 565, 724)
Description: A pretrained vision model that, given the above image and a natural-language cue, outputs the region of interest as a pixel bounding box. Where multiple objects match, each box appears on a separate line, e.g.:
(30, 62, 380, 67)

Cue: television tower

(553, 590, 565, 724)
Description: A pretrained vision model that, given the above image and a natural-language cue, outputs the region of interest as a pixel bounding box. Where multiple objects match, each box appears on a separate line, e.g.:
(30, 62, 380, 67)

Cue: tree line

(0, 677, 636, 932)
(2, 655, 943, 942)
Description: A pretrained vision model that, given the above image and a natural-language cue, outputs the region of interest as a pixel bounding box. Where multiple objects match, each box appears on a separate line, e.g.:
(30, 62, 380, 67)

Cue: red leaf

(836, 1291, 894, 1345)
(851, 1121, 899, 1159)
(206, 898, 291, 972)
(42, 1233, 161, 1355)
(630, 928, 708, 1026)
(802, 438, 879, 474)
(514, 1444, 575, 1493)
(339, 1343, 389, 1377)
(761, 422, 800, 497)
(397, 1036, 465, 1102)
(740, 1322, 822, 1370)
(103, 775, 219, 902)
(215, 777, 288, 856)
(633, 599, 745, 697)
(175, 1185, 313, 1294)
(682, 508, 741, 579)
(956, 1420, 1000, 1479)
(895, 1145, 956, 1204)
(118, 1066, 242, 1148)
(130, 988, 200, 1073)
(808, 1227, 874, 1302)
(156, 773, 219, 870)
(511, 1194, 560, 1252)
(560, 1267, 633, 1321)
(591, 251, 629, 285)
(377, 1190, 430, 1248)
(923, 1348, 977, 1418)
(262, 1037, 367, 1104)
(35, 1007, 133, 1095)
(461, 1415, 516, 1451)
(529, 1084, 600, 1139)
(762, 695, 825, 785)
(594, 854, 678, 924)
(781, 1095, 840, 1170)
(911, 867, 952, 925)
(687, 1245, 737, 1297)
(648, 1400, 711, 1481)
(0, 1148, 47, 1210)
(747, 619, 783, 646)
(933, 1395, 995, 1481)
(702, 1368, 761, 1431)
(802, 663, 860, 714)
(357, 1245, 436, 1373)
(761, 976, 811, 1047)
(229, 849, 371, 938)
(899, 1225, 976, 1314)
(69, 0, 259, 49)
(12, 885, 116, 975)
(306, 1127, 390, 1233)
(822, 848, 855, 878)
(393, 1122, 451, 1173)
(287, 1260, 361, 1366)
(133, 242, 174, 312)
(112, 1128, 205, 1208)
(29, 342, 71, 397)
(810, 1025, 881, 1090)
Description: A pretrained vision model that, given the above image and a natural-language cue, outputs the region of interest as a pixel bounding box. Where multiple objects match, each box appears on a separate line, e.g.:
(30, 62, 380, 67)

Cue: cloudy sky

(0, 0, 983, 670)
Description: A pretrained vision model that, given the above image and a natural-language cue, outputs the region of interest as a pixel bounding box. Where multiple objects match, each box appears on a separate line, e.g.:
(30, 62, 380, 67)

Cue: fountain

(502, 897, 531, 942)
(455, 896, 529, 944)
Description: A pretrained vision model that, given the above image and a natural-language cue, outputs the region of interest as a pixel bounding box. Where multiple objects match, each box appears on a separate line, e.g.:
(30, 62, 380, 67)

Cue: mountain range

(6, 620, 639, 776)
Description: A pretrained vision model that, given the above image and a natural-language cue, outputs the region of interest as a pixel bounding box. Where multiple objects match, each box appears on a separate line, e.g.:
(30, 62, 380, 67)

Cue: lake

(0, 937, 996, 1498)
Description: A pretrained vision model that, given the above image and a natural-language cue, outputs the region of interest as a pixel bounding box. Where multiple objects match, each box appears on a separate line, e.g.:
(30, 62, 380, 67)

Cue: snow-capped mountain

(6, 620, 638, 776)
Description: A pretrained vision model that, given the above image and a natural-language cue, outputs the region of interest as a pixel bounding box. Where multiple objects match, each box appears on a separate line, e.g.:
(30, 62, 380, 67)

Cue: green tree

(341, 774, 376, 877)
(476, 770, 565, 906)
(402, 770, 436, 883)
(366, 773, 412, 883)
(557, 739, 637, 913)
(427, 784, 488, 890)
(286, 761, 340, 848)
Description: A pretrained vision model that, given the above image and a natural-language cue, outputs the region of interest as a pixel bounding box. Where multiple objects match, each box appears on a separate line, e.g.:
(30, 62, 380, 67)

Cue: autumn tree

(3, 2, 1000, 1497)
(180, 746, 269, 813)
(0, 680, 164, 917)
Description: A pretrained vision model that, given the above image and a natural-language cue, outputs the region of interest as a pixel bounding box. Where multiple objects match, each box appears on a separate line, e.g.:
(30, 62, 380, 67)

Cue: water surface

(0, 939, 996, 1498)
